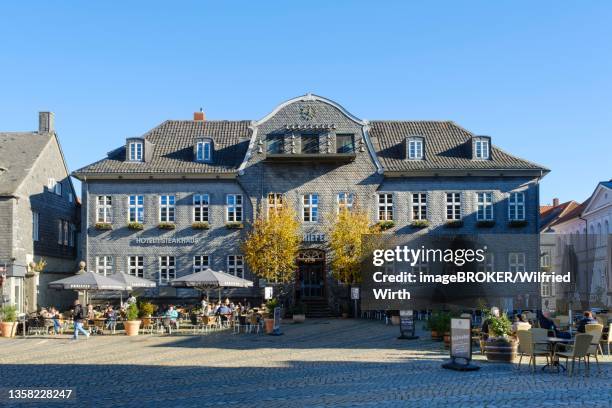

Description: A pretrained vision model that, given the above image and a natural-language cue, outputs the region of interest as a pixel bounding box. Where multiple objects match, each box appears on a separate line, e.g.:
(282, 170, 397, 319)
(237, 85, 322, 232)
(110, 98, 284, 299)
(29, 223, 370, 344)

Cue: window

(408, 138, 424, 160)
(128, 195, 144, 223)
(411, 193, 427, 220)
(226, 194, 243, 222)
(62, 220, 69, 246)
(69, 223, 75, 247)
(193, 194, 210, 222)
(301, 134, 319, 154)
(47, 178, 56, 192)
(446, 193, 461, 220)
(336, 134, 355, 153)
(477, 253, 495, 273)
(68, 192, 73, 203)
(477, 192, 494, 221)
(227, 255, 244, 278)
(267, 134, 284, 154)
(475, 138, 489, 159)
(508, 192, 525, 221)
(96, 196, 112, 223)
(129, 141, 143, 161)
(159, 256, 175, 284)
(57, 220, 63, 244)
(196, 140, 212, 161)
(337, 192, 355, 212)
(541, 280, 555, 297)
(193, 255, 210, 273)
(267, 193, 284, 216)
(541, 250, 551, 268)
(96, 256, 113, 276)
(32, 212, 39, 241)
(159, 195, 175, 223)
(54, 181, 62, 196)
(509, 252, 526, 273)
(302, 194, 319, 222)
(378, 193, 393, 221)
(128, 256, 144, 278)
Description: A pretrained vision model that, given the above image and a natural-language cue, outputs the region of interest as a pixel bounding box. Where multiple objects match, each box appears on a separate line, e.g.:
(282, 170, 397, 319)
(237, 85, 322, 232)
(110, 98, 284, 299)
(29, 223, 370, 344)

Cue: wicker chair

(517, 330, 549, 372)
(555, 333, 593, 376)
(585, 323, 604, 355)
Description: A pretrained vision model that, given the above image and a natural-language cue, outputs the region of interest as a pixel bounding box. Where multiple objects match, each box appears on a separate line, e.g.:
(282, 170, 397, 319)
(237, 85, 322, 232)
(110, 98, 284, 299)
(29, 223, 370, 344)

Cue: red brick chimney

(552, 197, 559, 207)
(193, 108, 205, 121)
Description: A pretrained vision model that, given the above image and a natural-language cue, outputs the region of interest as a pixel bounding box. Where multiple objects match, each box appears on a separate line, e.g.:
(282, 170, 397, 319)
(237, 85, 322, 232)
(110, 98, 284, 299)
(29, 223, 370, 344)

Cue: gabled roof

(369, 121, 548, 174)
(0, 132, 54, 195)
(73, 120, 252, 177)
(539, 200, 580, 231)
(551, 200, 589, 228)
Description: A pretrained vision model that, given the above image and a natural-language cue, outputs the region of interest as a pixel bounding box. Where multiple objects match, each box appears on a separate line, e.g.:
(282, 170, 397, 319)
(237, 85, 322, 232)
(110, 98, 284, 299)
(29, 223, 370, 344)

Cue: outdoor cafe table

(536, 336, 573, 371)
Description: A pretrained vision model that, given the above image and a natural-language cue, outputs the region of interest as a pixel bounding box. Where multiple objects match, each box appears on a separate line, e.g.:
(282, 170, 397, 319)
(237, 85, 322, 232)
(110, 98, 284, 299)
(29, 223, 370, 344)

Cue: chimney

(552, 197, 560, 207)
(193, 108, 205, 121)
(39, 111, 55, 133)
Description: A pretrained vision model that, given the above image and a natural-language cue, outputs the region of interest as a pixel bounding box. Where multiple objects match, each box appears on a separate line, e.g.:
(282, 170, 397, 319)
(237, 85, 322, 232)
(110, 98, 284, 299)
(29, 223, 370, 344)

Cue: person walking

(72, 299, 90, 340)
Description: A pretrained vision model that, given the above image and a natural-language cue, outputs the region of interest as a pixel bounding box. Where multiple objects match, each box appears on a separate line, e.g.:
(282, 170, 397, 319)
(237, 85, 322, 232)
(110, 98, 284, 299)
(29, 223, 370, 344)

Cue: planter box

(124, 320, 141, 336)
(225, 222, 244, 229)
(0, 321, 18, 338)
(411, 220, 429, 229)
(94, 222, 113, 231)
(127, 222, 144, 230)
(476, 220, 495, 228)
(485, 338, 518, 362)
(444, 220, 463, 228)
(508, 220, 528, 228)
(377, 221, 395, 231)
(264, 318, 274, 333)
(157, 222, 176, 230)
(192, 222, 210, 230)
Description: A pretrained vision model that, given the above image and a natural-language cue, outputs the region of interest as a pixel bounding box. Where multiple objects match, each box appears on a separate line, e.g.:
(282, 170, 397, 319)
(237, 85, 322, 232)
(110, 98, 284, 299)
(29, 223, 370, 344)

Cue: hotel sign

(133, 237, 200, 245)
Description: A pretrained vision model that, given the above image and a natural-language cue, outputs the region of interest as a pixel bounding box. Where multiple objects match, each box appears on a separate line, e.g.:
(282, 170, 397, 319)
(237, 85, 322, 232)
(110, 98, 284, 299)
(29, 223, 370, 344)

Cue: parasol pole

(218, 287, 221, 303)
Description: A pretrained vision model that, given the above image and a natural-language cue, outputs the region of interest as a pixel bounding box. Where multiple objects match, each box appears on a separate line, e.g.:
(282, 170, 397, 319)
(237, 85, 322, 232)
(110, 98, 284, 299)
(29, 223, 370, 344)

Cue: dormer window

(128, 141, 143, 161)
(407, 137, 424, 160)
(301, 134, 319, 154)
(195, 139, 213, 162)
(473, 137, 490, 160)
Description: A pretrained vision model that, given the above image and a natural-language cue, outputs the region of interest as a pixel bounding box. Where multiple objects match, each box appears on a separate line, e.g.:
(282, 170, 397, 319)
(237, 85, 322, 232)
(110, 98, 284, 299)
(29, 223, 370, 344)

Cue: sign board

(273, 306, 281, 331)
(303, 233, 326, 243)
(450, 318, 472, 361)
(264, 286, 273, 300)
(351, 287, 360, 300)
(399, 310, 416, 339)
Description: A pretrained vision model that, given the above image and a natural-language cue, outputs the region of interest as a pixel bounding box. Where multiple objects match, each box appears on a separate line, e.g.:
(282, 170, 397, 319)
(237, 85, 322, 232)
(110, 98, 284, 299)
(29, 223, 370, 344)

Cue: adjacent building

(0, 113, 80, 313)
(73, 94, 548, 315)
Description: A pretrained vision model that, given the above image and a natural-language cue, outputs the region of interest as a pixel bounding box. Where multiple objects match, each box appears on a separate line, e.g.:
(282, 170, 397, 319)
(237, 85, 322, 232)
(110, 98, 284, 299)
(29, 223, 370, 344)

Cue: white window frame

(267, 193, 284, 216)
(445, 192, 462, 220)
(408, 138, 424, 160)
(377, 193, 394, 221)
(193, 255, 210, 273)
(128, 256, 144, 278)
(128, 195, 144, 223)
(476, 192, 494, 221)
(68, 192, 73, 203)
(47, 177, 56, 191)
(95, 256, 113, 276)
(129, 141, 143, 161)
(508, 192, 525, 221)
(62, 220, 69, 246)
(509, 252, 526, 273)
(475, 139, 490, 159)
(411, 192, 427, 221)
(302, 193, 319, 222)
(32, 211, 39, 241)
(158, 255, 175, 284)
(69, 223, 75, 247)
(226, 194, 243, 222)
(54, 181, 62, 196)
(159, 195, 176, 223)
(477, 252, 495, 273)
(196, 140, 212, 162)
(227, 255, 244, 278)
(193, 194, 210, 222)
(337, 192, 355, 213)
(96, 195, 112, 223)
(57, 220, 63, 245)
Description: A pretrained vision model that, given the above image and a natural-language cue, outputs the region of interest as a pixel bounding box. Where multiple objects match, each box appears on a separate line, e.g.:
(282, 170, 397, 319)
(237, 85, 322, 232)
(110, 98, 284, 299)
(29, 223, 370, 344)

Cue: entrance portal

(296, 249, 325, 300)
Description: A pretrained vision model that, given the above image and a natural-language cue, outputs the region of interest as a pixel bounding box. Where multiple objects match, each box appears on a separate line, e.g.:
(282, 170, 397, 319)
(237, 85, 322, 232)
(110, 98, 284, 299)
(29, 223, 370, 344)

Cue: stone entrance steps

(302, 298, 333, 318)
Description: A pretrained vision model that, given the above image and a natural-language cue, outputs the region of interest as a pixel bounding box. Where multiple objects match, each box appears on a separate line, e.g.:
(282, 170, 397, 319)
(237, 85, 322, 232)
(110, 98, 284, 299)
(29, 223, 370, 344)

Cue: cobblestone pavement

(0, 319, 610, 407)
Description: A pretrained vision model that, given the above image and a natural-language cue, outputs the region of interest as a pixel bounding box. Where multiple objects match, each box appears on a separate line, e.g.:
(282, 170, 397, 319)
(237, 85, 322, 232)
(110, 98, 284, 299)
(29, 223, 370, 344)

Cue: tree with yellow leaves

(328, 208, 377, 285)
(242, 202, 301, 285)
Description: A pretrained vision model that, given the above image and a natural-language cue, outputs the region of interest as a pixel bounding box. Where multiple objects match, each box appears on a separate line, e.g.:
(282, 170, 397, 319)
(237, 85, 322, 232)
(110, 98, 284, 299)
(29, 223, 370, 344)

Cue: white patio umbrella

(170, 268, 253, 302)
(48, 271, 128, 303)
(107, 271, 157, 304)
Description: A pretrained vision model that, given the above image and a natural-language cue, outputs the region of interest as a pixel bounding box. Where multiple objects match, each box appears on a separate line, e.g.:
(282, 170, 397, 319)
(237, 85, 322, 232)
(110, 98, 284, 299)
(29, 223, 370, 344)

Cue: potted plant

(124, 303, 141, 336)
(225, 222, 244, 229)
(484, 313, 517, 362)
(192, 222, 210, 230)
(411, 220, 429, 229)
(157, 222, 176, 230)
(264, 299, 278, 334)
(127, 222, 144, 230)
(376, 220, 395, 231)
(444, 220, 463, 228)
(0, 305, 18, 338)
(291, 302, 306, 323)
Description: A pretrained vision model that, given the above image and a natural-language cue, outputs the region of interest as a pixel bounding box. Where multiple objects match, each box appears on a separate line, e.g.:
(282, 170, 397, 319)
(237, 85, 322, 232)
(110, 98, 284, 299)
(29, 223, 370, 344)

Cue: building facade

(0, 112, 80, 313)
(74, 95, 548, 314)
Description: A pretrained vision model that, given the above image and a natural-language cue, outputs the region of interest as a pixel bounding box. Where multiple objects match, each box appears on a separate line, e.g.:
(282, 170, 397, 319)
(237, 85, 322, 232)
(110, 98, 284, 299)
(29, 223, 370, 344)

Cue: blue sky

(1, 1, 610, 204)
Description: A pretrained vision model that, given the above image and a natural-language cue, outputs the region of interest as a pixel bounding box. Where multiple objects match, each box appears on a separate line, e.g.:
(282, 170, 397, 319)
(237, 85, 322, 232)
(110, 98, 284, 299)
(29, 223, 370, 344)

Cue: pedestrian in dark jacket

(72, 299, 89, 340)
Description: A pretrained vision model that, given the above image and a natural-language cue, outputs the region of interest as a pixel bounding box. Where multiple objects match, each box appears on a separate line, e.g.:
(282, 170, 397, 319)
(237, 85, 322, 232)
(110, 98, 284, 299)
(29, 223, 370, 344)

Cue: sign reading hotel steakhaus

(133, 237, 200, 245)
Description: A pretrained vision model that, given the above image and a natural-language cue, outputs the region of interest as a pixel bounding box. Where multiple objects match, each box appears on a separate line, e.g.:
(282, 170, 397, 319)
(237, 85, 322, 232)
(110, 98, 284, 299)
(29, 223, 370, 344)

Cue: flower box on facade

(411, 220, 429, 229)
(157, 222, 176, 230)
(377, 220, 395, 231)
(508, 220, 528, 228)
(127, 222, 144, 230)
(94, 222, 113, 231)
(225, 222, 244, 229)
(192, 222, 210, 230)
(444, 220, 463, 228)
(476, 220, 495, 228)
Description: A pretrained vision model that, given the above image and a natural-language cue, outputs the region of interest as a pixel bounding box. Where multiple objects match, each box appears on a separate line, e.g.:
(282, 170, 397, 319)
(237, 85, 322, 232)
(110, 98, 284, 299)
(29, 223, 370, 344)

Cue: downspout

(578, 213, 589, 308)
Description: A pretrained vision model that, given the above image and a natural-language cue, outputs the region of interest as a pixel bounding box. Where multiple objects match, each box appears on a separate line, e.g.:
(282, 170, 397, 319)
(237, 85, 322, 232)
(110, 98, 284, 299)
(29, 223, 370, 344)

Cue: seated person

(511, 314, 532, 333)
(49, 307, 61, 335)
(104, 306, 117, 331)
(163, 305, 179, 332)
(216, 304, 232, 323)
(539, 311, 571, 339)
(576, 311, 598, 333)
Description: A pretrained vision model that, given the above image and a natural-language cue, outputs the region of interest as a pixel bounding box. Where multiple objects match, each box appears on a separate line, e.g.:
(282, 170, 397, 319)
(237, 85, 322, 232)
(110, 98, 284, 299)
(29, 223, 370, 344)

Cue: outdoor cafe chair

(529, 328, 550, 353)
(585, 323, 604, 356)
(555, 333, 593, 377)
(601, 323, 612, 356)
(516, 330, 549, 372)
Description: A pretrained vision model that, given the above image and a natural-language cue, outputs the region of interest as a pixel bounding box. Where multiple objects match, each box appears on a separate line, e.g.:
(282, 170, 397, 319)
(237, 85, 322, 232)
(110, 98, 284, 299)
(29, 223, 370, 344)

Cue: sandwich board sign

(398, 310, 418, 340)
(264, 286, 273, 300)
(270, 306, 283, 336)
(442, 318, 479, 371)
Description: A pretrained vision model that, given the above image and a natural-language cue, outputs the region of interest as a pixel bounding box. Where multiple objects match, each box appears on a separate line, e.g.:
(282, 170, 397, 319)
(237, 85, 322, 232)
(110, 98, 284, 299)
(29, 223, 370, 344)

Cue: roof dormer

(194, 138, 213, 163)
(472, 136, 491, 160)
(405, 136, 425, 160)
(126, 137, 153, 162)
